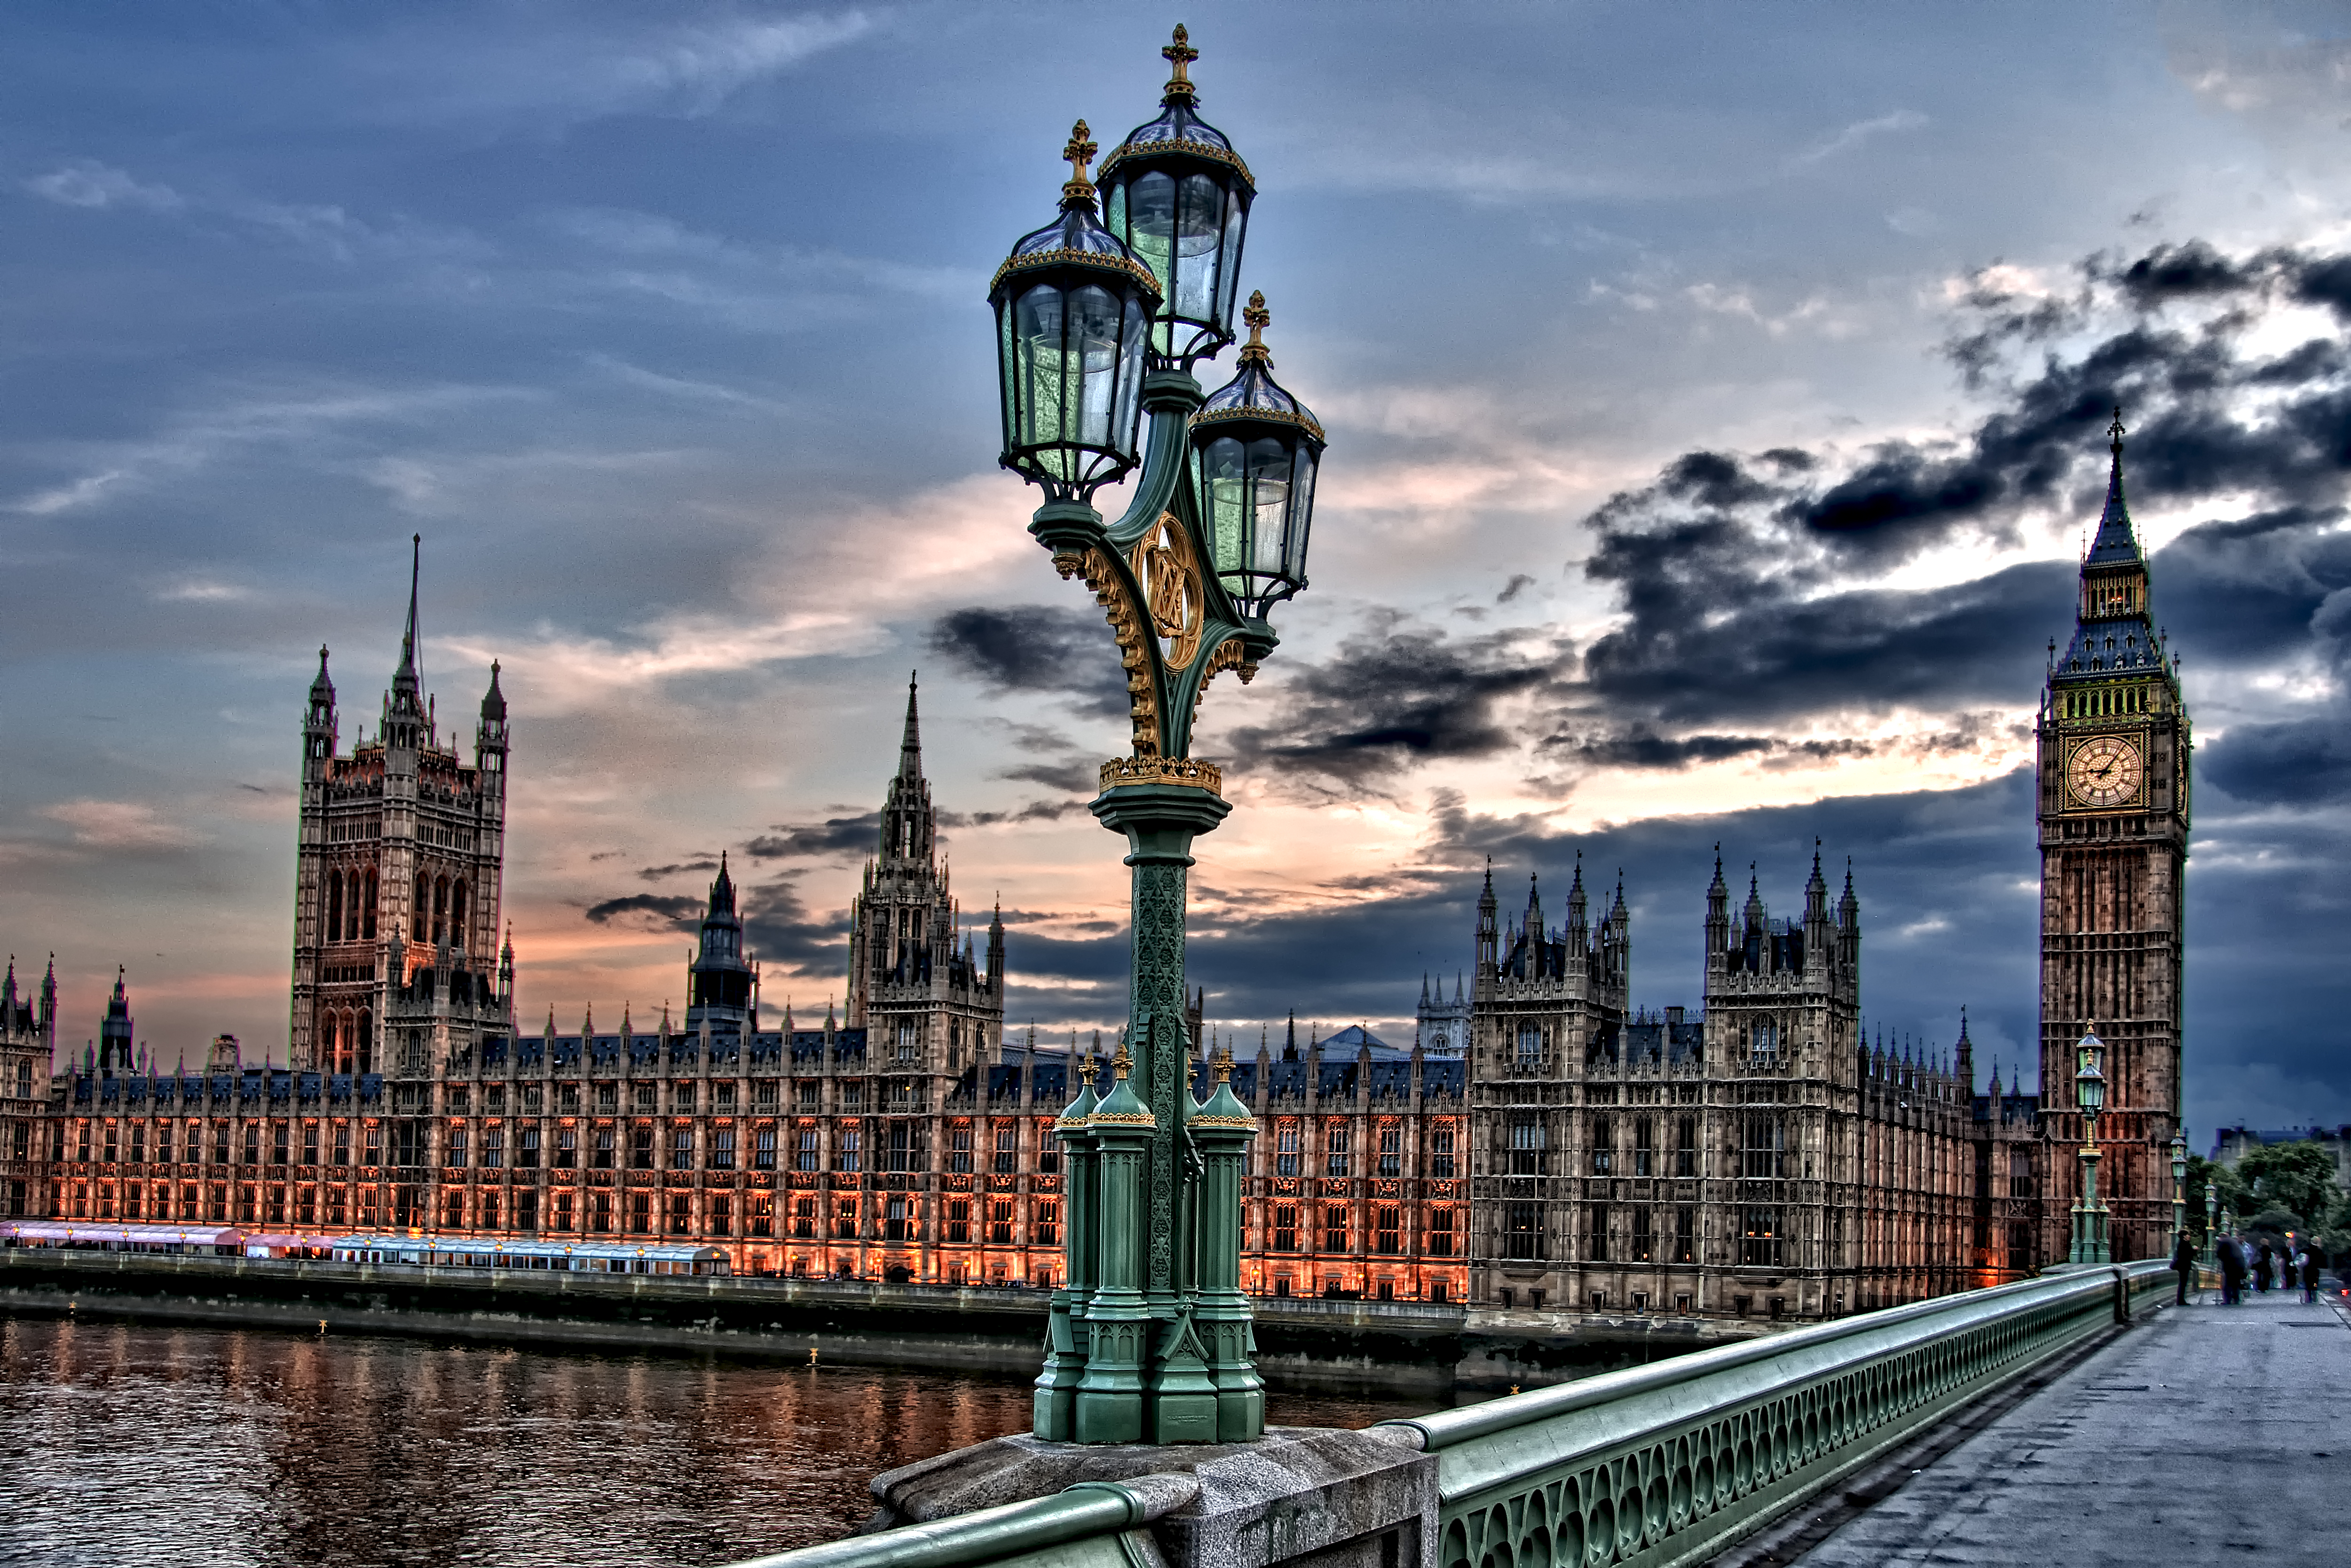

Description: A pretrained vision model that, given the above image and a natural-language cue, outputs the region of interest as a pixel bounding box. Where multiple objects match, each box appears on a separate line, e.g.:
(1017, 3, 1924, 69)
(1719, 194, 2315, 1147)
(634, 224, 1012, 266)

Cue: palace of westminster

(1, 430, 2191, 1321)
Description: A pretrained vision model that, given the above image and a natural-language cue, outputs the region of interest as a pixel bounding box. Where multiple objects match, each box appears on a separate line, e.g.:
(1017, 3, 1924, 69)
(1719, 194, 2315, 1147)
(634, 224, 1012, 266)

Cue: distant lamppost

(989, 27, 1323, 1448)
(2169, 1131, 2188, 1256)
(2068, 1027, 2110, 1265)
(2203, 1183, 2219, 1270)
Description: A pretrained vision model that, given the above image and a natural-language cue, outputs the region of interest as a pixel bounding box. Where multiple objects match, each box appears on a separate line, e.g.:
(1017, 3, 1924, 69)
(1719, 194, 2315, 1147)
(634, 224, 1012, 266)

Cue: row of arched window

(323, 867, 468, 950)
(320, 1008, 373, 1077)
(418, 873, 468, 950)
(325, 869, 378, 945)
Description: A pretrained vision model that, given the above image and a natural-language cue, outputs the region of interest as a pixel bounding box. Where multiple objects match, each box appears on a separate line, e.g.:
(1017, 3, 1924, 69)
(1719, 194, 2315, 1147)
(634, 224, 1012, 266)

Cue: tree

(2181, 1154, 2246, 1245)
(2235, 1141, 2343, 1229)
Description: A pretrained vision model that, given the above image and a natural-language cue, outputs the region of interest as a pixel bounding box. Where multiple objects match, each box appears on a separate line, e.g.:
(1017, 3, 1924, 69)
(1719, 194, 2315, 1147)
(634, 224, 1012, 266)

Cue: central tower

(2036, 414, 2190, 1265)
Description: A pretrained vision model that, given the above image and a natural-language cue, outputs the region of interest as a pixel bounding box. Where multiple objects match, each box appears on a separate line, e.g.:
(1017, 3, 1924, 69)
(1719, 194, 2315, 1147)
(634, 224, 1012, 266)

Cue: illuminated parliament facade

(2, 430, 2186, 1316)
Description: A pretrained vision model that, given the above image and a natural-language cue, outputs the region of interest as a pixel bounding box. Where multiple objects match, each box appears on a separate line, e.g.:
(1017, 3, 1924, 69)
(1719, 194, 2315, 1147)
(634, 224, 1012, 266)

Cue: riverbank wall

(0, 1249, 1773, 1395)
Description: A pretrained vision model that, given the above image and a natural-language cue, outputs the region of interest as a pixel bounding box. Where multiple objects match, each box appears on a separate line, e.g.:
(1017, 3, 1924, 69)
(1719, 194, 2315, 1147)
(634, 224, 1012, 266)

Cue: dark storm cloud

(743, 812, 878, 860)
(994, 759, 1097, 793)
(583, 893, 699, 930)
(1223, 619, 1573, 787)
(1553, 236, 2351, 746)
(638, 856, 719, 881)
(926, 606, 1131, 718)
(740, 876, 854, 974)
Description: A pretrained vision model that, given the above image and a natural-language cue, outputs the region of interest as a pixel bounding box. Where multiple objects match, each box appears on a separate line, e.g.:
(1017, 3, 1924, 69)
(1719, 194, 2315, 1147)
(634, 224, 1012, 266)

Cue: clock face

(2067, 734, 2143, 808)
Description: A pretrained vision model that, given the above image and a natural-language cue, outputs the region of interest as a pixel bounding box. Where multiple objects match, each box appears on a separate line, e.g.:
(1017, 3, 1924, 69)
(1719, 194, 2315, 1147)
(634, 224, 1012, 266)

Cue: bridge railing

(1373, 1260, 2172, 1568)
(720, 1261, 2170, 1568)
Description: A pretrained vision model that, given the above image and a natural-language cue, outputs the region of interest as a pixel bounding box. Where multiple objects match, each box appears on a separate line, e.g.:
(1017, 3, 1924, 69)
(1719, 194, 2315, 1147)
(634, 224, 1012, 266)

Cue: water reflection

(0, 1317, 1433, 1568)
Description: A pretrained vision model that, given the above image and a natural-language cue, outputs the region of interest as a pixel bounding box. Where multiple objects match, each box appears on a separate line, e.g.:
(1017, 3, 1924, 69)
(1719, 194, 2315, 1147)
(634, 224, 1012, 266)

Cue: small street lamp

(2068, 1027, 2110, 1265)
(2203, 1182, 2219, 1270)
(2169, 1130, 2188, 1257)
(992, 27, 1321, 1448)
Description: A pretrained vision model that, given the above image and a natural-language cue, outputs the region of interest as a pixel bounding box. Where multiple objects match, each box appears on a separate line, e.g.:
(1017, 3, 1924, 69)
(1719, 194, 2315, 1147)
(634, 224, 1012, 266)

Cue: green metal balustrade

(723, 1261, 2172, 1568)
(1382, 1260, 2172, 1568)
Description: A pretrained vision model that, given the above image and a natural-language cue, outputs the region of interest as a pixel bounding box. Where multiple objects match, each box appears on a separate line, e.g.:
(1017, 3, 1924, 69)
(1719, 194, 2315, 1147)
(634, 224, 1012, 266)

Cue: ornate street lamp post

(2169, 1131, 2187, 1257)
(2203, 1183, 2219, 1270)
(2068, 1028, 2110, 1265)
(989, 27, 1323, 1447)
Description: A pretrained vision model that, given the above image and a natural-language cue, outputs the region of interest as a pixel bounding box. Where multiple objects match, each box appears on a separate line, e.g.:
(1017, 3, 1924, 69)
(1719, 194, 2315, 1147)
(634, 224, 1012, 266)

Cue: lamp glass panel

(1010, 281, 1140, 482)
(1201, 433, 1250, 583)
(1246, 435, 1291, 575)
(1214, 185, 1247, 330)
(1286, 443, 1318, 581)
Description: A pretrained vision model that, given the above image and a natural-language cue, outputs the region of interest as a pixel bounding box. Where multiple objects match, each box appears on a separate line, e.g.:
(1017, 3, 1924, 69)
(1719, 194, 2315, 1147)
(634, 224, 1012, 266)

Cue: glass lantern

(2075, 1032, 2105, 1116)
(1190, 292, 1323, 620)
(989, 121, 1162, 503)
(1097, 25, 1254, 366)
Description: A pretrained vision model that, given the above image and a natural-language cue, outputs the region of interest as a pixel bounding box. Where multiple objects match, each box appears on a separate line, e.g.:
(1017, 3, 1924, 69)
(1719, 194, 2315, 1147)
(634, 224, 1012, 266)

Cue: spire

(309, 646, 335, 704)
(1743, 866, 1765, 929)
(395, 533, 422, 691)
(1806, 839, 1828, 918)
(480, 660, 506, 722)
(899, 671, 923, 780)
(2086, 406, 2142, 566)
(1839, 858, 1859, 926)
(711, 851, 736, 915)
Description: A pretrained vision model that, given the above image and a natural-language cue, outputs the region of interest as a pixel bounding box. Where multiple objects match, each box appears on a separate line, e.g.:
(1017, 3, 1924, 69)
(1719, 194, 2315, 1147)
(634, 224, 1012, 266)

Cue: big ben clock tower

(2037, 412, 2189, 1266)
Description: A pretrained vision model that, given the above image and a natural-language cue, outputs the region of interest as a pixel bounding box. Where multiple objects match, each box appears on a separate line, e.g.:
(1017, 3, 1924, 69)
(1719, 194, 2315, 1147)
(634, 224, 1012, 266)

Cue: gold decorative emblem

(1128, 512, 1204, 670)
(2066, 734, 2143, 808)
(1054, 545, 1159, 756)
(1100, 756, 1223, 796)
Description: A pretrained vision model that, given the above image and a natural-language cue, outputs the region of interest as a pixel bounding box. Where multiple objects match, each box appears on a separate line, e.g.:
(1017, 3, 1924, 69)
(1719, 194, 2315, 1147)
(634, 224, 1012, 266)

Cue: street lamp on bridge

(989, 25, 1324, 1448)
(2169, 1130, 2187, 1257)
(2068, 1027, 2110, 1266)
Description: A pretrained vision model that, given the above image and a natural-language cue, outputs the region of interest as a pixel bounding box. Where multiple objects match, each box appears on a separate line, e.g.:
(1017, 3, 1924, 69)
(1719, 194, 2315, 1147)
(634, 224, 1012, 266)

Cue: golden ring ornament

(1127, 511, 1205, 670)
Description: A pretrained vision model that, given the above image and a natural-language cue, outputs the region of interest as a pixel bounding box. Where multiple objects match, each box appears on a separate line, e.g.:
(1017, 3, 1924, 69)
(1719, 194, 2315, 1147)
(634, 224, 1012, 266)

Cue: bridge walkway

(1774, 1285, 2351, 1566)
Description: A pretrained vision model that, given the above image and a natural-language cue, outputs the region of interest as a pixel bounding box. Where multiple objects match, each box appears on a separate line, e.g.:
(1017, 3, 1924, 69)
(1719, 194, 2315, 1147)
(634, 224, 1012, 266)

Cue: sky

(4, 1, 2349, 1140)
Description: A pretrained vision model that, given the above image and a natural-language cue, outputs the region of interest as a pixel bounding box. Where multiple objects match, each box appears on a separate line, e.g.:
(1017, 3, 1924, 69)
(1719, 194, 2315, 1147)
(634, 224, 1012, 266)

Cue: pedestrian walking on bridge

(2297, 1248, 2319, 1305)
(2171, 1234, 2196, 1305)
(2253, 1243, 2274, 1294)
(2218, 1234, 2247, 1306)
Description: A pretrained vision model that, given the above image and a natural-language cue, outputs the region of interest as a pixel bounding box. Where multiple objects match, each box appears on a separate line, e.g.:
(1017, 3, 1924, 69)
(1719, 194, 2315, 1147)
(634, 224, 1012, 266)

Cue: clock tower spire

(2035, 409, 2189, 1267)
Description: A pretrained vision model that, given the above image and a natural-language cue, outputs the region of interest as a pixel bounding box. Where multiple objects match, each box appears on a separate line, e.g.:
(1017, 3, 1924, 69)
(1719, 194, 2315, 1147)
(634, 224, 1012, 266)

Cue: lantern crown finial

(1239, 289, 1270, 364)
(1162, 24, 1199, 103)
(1061, 120, 1101, 207)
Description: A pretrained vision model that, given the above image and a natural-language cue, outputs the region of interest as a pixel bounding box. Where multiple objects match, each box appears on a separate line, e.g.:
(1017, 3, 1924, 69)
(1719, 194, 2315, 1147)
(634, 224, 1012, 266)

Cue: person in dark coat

(2171, 1234, 2197, 1305)
(2299, 1248, 2320, 1305)
(2217, 1234, 2247, 1305)
(2253, 1243, 2273, 1294)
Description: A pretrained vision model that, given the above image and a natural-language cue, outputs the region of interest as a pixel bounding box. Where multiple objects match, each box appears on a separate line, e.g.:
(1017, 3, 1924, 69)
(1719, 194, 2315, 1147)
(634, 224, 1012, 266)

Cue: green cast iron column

(1033, 1058, 1100, 1440)
(2070, 1132, 2109, 1266)
(1187, 1055, 1264, 1441)
(1074, 1054, 1154, 1443)
(1092, 781, 1231, 1444)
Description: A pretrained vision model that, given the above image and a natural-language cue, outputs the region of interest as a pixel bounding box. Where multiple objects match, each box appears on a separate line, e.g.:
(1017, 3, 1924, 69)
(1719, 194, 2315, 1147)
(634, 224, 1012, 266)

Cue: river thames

(0, 1316, 1432, 1568)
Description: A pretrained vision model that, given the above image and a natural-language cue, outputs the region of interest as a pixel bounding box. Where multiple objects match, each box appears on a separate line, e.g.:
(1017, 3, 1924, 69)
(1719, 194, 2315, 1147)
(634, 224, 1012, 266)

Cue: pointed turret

(898, 671, 923, 780)
(1475, 859, 1499, 973)
(1955, 1005, 1974, 1093)
(1567, 854, 1588, 935)
(686, 851, 753, 1032)
(1805, 840, 1829, 922)
(1742, 867, 1765, 933)
(95, 966, 134, 1078)
(2086, 408, 2142, 567)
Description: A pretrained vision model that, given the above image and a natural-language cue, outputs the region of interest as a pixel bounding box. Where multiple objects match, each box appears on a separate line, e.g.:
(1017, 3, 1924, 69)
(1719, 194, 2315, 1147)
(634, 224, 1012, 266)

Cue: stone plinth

(865, 1426, 1437, 1568)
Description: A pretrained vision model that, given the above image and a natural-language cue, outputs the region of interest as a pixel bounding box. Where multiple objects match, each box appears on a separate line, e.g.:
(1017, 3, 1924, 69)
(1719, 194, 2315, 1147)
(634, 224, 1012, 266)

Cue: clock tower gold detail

(2064, 733, 2143, 808)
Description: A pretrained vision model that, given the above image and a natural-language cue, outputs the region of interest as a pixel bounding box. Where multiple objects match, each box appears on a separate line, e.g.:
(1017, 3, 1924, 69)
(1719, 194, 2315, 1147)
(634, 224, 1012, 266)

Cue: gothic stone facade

(5, 428, 2187, 1308)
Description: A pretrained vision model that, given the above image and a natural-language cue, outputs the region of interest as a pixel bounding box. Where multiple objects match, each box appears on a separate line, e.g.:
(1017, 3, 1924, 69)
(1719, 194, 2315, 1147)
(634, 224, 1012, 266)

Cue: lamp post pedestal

(2069, 1131, 2110, 1266)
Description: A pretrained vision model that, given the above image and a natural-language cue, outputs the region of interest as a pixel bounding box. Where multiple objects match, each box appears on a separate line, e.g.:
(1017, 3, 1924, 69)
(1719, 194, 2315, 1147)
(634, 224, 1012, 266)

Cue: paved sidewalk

(1791, 1285, 2351, 1566)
